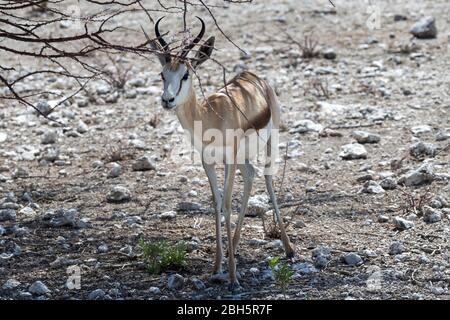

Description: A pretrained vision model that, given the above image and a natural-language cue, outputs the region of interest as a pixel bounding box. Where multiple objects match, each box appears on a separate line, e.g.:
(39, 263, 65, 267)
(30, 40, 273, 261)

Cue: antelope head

(143, 17, 215, 110)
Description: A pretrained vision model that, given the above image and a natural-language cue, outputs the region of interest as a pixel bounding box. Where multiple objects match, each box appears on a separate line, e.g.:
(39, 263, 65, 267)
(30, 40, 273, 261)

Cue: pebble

(393, 217, 415, 230)
(42, 208, 87, 228)
(247, 195, 269, 217)
(409, 141, 437, 158)
(322, 48, 337, 60)
(435, 131, 450, 141)
(98, 244, 109, 253)
(378, 215, 389, 223)
(312, 245, 331, 269)
(0, 132, 7, 143)
(88, 289, 107, 300)
(380, 177, 397, 190)
(339, 143, 367, 160)
(108, 162, 122, 178)
(149, 286, 161, 294)
(411, 125, 432, 136)
(423, 206, 442, 223)
(132, 156, 156, 171)
(293, 262, 319, 274)
(41, 130, 57, 144)
(29, 281, 51, 295)
(0, 209, 16, 221)
(410, 16, 437, 39)
(389, 241, 404, 255)
(107, 186, 132, 203)
(351, 131, 380, 144)
(191, 278, 206, 291)
(177, 201, 201, 211)
(343, 253, 363, 266)
(76, 121, 89, 134)
(167, 274, 185, 290)
(160, 211, 177, 220)
(2, 279, 21, 290)
(398, 163, 434, 186)
(362, 181, 385, 194)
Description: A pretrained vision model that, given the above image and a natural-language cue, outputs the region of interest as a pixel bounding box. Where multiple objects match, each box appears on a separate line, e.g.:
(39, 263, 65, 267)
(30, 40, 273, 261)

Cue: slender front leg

(203, 162, 223, 275)
(223, 162, 239, 290)
(233, 161, 255, 254)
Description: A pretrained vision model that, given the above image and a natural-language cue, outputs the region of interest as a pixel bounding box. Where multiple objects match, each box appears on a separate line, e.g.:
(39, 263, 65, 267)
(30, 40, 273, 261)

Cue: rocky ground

(0, 0, 449, 300)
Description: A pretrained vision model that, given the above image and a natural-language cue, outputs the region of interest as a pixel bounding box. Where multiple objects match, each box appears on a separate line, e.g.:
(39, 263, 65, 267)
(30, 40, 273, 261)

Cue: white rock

(339, 143, 368, 160)
(351, 131, 380, 144)
(0, 132, 7, 143)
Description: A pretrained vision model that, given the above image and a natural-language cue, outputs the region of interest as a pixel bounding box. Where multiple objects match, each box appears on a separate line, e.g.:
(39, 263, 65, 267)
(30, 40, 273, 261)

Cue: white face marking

(160, 63, 191, 109)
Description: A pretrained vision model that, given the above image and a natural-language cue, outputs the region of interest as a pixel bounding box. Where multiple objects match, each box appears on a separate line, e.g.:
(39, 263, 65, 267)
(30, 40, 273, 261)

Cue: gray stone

(351, 131, 381, 144)
(107, 186, 132, 203)
(398, 163, 434, 186)
(177, 201, 201, 211)
(312, 245, 331, 269)
(41, 130, 57, 144)
(160, 211, 176, 220)
(98, 244, 109, 253)
(105, 92, 119, 103)
(380, 177, 397, 190)
(322, 48, 337, 60)
(0, 225, 5, 235)
(149, 286, 161, 294)
(290, 119, 323, 134)
(167, 274, 185, 290)
(343, 253, 363, 266)
(410, 17, 437, 39)
(0, 132, 7, 143)
(362, 181, 385, 194)
(132, 156, 156, 171)
(107, 163, 122, 179)
(389, 241, 404, 255)
(35, 101, 52, 116)
(29, 281, 51, 295)
(435, 131, 450, 141)
(423, 206, 442, 223)
(42, 208, 87, 228)
(339, 143, 367, 160)
(0, 209, 16, 221)
(378, 215, 389, 223)
(76, 121, 89, 134)
(191, 278, 206, 291)
(88, 289, 106, 300)
(293, 262, 319, 274)
(2, 279, 21, 290)
(411, 125, 433, 135)
(247, 195, 270, 217)
(409, 141, 437, 158)
(393, 217, 415, 230)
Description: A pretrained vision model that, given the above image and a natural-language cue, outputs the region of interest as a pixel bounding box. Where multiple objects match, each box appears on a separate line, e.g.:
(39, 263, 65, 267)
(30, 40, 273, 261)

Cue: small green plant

(138, 239, 187, 274)
(268, 256, 294, 299)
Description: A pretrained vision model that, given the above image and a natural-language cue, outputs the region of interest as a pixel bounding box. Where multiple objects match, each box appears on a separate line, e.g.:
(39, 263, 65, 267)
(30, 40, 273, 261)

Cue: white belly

(187, 119, 274, 165)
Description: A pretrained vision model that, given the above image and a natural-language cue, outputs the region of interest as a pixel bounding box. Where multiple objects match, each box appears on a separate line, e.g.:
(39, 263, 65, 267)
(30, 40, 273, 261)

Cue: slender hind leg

(264, 136, 295, 258)
(233, 160, 255, 254)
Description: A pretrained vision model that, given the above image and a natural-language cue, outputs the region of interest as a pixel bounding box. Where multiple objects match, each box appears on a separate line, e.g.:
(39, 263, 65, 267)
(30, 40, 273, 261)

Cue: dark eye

(182, 72, 189, 81)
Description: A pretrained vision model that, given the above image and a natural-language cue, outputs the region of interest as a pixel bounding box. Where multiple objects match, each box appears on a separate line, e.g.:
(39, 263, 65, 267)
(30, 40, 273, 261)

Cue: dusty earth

(0, 0, 449, 300)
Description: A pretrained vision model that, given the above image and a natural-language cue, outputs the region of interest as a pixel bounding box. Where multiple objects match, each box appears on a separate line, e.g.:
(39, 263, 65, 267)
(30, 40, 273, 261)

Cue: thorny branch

(0, 0, 252, 122)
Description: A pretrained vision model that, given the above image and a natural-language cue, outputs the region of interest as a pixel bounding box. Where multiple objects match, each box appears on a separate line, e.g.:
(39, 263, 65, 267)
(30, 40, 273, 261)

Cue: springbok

(143, 17, 294, 290)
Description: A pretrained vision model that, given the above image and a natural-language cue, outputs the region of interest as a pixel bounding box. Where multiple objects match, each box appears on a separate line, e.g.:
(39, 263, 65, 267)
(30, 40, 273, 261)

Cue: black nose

(162, 97, 175, 103)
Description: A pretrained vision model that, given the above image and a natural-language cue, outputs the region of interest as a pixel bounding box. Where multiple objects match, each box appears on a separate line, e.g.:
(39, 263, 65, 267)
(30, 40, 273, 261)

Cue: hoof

(228, 281, 242, 293)
(285, 244, 295, 259)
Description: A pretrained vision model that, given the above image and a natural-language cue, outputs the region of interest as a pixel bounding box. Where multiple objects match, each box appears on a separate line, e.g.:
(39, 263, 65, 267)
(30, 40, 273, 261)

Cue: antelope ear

(192, 36, 215, 68)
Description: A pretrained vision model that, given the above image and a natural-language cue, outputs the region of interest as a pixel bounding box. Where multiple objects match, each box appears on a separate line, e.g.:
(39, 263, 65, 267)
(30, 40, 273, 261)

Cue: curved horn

(181, 16, 205, 58)
(155, 16, 169, 51)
